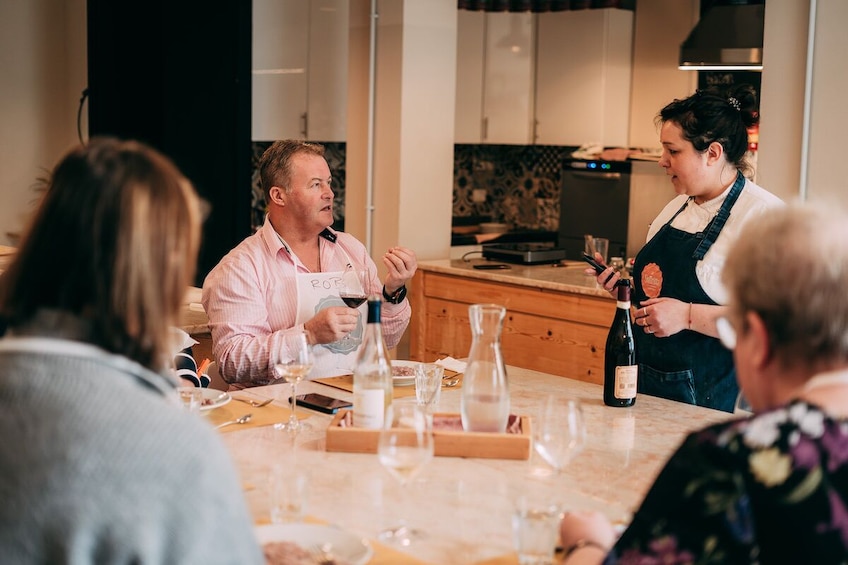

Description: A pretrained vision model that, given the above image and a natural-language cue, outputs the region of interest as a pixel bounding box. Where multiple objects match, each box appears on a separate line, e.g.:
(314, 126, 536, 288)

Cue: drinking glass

(272, 331, 314, 433)
(534, 396, 586, 474)
(414, 363, 443, 413)
(338, 265, 369, 341)
(377, 402, 434, 545)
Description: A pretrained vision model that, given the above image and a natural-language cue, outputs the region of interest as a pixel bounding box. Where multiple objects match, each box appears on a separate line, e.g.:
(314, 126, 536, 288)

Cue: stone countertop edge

(417, 259, 616, 299)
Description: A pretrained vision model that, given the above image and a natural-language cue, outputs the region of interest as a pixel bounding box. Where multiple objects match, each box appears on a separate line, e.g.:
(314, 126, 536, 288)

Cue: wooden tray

(325, 410, 532, 460)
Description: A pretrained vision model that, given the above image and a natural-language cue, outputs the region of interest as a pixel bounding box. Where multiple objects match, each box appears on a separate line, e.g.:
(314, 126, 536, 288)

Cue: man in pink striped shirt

(202, 140, 417, 388)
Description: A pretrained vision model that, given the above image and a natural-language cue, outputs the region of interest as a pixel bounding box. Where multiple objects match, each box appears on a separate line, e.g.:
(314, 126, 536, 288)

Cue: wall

(0, 0, 86, 245)
(757, 0, 808, 203)
(345, 0, 456, 266)
(758, 0, 847, 208)
(804, 0, 848, 207)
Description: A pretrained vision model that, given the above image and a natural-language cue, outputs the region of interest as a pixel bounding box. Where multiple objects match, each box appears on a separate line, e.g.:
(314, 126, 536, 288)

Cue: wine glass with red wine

(339, 266, 368, 307)
(339, 266, 369, 340)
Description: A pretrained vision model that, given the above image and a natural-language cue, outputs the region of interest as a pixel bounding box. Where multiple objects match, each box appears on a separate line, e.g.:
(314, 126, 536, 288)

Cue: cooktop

(482, 242, 567, 265)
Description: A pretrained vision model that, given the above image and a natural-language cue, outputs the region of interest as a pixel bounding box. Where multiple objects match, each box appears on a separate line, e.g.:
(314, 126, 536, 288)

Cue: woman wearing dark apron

(589, 84, 783, 412)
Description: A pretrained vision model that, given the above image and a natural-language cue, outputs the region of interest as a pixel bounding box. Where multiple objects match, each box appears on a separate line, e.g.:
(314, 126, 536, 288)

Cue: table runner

(314, 370, 461, 398)
(205, 394, 309, 432)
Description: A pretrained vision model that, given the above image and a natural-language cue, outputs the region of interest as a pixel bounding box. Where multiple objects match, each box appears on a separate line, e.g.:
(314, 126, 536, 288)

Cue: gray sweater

(0, 334, 263, 564)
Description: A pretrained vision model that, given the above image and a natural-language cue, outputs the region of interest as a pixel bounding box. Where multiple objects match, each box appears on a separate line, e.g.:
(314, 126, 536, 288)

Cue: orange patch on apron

(641, 262, 663, 298)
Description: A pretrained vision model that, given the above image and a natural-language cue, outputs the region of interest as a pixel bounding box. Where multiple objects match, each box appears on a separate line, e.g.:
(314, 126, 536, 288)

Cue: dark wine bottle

(604, 279, 637, 407)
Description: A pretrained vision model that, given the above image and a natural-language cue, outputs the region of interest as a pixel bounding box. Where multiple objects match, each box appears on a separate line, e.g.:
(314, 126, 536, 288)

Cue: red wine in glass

(340, 294, 367, 308)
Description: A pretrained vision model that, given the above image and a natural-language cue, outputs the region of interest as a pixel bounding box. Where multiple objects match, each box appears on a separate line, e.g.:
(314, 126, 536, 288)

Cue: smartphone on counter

(473, 263, 511, 270)
(291, 393, 352, 414)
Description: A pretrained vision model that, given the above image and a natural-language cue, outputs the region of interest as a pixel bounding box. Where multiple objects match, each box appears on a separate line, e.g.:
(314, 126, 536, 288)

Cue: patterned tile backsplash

(454, 144, 577, 230)
(251, 142, 577, 233)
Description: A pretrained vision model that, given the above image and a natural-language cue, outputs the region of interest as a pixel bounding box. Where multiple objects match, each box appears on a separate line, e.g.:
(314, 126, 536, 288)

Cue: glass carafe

(461, 303, 510, 433)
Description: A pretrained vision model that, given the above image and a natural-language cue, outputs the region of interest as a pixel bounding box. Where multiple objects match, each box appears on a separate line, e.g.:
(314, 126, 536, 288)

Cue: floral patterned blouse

(607, 400, 848, 564)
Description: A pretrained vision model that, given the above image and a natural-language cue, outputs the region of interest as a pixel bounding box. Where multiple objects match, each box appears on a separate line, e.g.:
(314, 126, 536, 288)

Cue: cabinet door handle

(482, 116, 488, 141)
(570, 171, 622, 181)
(300, 112, 308, 139)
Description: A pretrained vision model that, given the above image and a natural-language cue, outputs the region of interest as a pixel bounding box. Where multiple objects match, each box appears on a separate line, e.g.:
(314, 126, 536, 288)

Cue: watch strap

(382, 285, 407, 304)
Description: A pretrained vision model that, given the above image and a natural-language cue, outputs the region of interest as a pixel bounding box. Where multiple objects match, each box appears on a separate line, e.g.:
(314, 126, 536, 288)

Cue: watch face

(384, 285, 407, 303)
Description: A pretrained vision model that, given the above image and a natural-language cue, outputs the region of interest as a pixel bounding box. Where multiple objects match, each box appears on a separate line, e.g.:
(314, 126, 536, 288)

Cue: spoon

(215, 413, 252, 429)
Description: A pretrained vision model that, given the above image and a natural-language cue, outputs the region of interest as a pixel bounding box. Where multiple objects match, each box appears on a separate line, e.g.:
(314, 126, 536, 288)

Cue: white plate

(199, 388, 231, 412)
(255, 523, 373, 565)
(391, 360, 419, 387)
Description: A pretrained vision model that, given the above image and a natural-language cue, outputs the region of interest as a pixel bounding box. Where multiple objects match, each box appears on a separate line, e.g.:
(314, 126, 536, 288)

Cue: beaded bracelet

(562, 538, 607, 560)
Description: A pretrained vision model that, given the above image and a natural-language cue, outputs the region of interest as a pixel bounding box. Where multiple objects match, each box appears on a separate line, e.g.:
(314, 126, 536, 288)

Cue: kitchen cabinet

(252, 0, 348, 142)
(455, 8, 632, 147)
(455, 11, 535, 144)
(535, 9, 634, 147)
(409, 261, 616, 385)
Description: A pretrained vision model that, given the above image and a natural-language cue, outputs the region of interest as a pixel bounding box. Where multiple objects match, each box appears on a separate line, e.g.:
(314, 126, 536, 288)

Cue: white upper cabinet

(455, 8, 634, 147)
(252, 0, 348, 142)
(535, 9, 634, 147)
(455, 10, 485, 144)
(455, 11, 535, 144)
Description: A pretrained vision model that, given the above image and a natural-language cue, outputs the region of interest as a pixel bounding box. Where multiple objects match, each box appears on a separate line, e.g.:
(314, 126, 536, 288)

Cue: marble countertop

(218, 366, 733, 564)
(418, 259, 617, 299)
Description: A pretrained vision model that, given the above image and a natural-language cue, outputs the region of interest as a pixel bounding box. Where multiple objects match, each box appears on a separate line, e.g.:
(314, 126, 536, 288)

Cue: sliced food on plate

(255, 524, 372, 565)
(390, 360, 418, 386)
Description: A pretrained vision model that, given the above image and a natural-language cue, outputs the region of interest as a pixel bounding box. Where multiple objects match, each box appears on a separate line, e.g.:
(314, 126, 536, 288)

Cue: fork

(233, 396, 273, 408)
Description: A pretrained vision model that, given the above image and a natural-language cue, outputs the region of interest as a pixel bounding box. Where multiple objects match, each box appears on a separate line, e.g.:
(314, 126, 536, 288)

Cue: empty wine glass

(272, 331, 314, 433)
(534, 396, 586, 474)
(338, 266, 369, 342)
(377, 402, 434, 546)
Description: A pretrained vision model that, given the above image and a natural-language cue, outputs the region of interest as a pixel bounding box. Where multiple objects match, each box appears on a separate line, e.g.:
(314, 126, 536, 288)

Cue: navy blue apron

(631, 172, 745, 412)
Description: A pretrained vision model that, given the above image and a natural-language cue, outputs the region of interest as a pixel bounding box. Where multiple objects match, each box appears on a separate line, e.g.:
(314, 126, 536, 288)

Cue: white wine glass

(338, 265, 369, 342)
(377, 402, 434, 546)
(272, 331, 314, 433)
(534, 396, 586, 474)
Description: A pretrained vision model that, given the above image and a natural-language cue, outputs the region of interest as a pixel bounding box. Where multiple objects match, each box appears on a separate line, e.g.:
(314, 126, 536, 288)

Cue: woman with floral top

(561, 203, 848, 564)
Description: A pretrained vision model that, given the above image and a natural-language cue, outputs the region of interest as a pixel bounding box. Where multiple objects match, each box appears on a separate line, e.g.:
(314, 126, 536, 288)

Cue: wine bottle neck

(366, 297, 382, 324)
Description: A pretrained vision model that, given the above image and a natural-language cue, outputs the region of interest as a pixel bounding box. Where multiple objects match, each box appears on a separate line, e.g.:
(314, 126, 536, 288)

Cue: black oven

(558, 159, 632, 261)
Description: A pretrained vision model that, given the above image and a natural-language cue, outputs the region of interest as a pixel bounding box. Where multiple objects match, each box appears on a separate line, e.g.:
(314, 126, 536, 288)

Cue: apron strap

(692, 171, 746, 260)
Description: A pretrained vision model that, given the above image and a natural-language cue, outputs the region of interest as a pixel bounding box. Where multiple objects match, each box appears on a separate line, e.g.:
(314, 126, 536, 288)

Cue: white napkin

(435, 356, 467, 374)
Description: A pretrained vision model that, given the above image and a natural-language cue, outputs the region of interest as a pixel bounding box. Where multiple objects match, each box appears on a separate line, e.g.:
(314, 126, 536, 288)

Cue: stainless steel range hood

(679, 3, 765, 71)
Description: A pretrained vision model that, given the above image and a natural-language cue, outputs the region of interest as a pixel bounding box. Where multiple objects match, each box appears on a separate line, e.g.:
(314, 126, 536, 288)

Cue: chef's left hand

(635, 297, 690, 338)
(382, 246, 418, 294)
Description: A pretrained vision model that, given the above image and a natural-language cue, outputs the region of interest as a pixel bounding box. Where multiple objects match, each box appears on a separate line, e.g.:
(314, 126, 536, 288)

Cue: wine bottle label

(614, 365, 637, 399)
(616, 300, 631, 309)
(353, 388, 385, 429)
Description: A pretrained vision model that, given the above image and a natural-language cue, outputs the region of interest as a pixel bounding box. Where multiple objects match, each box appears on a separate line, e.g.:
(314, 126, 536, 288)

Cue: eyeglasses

(716, 316, 736, 350)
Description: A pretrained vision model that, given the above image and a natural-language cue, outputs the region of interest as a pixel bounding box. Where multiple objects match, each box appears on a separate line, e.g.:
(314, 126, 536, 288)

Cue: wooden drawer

(410, 270, 615, 385)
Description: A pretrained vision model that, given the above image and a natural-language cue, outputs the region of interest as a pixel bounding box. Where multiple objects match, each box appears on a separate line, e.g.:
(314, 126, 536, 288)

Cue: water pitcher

(461, 303, 510, 432)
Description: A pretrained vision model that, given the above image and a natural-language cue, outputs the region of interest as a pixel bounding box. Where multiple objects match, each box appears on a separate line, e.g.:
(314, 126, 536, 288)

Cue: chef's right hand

(304, 306, 359, 344)
(583, 252, 620, 296)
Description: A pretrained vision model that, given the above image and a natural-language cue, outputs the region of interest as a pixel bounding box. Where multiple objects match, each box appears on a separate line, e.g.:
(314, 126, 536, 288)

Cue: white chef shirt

(645, 177, 784, 304)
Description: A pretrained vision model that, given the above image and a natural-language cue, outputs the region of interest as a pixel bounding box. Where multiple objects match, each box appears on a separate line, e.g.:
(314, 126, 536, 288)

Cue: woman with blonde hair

(0, 138, 261, 563)
(561, 202, 848, 563)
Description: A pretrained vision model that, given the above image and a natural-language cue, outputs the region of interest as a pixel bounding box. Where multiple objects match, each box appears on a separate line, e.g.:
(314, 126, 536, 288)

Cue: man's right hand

(303, 306, 360, 344)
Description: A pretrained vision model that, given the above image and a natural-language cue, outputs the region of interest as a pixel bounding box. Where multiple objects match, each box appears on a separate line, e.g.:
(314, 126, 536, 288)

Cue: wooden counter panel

(422, 271, 615, 328)
(420, 298, 605, 384)
(411, 270, 612, 384)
